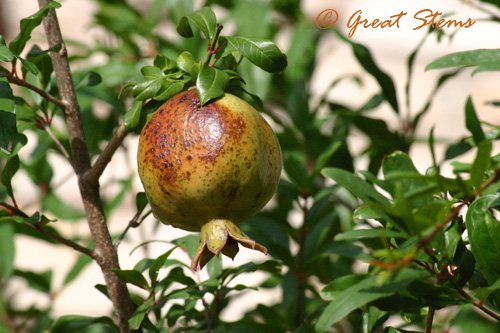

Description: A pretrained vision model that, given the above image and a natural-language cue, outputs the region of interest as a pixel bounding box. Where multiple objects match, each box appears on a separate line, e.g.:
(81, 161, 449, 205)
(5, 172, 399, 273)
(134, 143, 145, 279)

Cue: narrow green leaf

(51, 315, 119, 333)
(42, 192, 86, 220)
(283, 150, 310, 189)
(1, 155, 19, 199)
(124, 101, 143, 132)
(311, 141, 342, 179)
(136, 192, 148, 214)
(112, 269, 150, 291)
(472, 63, 500, 76)
(155, 81, 184, 101)
(9, 1, 62, 55)
(0, 223, 15, 278)
(129, 297, 154, 329)
(221, 36, 287, 73)
(426, 49, 500, 70)
(466, 194, 500, 286)
(176, 7, 217, 41)
(149, 246, 177, 282)
(321, 168, 390, 205)
(0, 45, 15, 62)
(316, 268, 432, 331)
(74, 71, 102, 90)
(132, 79, 162, 101)
(335, 229, 408, 241)
(14, 269, 52, 293)
(336, 32, 398, 113)
(196, 64, 229, 105)
(471, 140, 492, 189)
(465, 96, 485, 144)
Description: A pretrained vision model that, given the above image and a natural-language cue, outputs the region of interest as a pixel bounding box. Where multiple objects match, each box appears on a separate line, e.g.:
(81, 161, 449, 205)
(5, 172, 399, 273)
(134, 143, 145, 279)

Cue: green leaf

(474, 277, 500, 301)
(0, 223, 15, 278)
(472, 63, 500, 76)
(1, 155, 19, 199)
(149, 246, 177, 282)
(465, 96, 485, 145)
(51, 315, 119, 333)
(132, 79, 162, 101)
(426, 49, 500, 70)
(283, 150, 310, 189)
(14, 269, 52, 293)
(123, 101, 143, 132)
(141, 65, 164, 79)
(112, 269, 150, 291)
(42, 192, 86, 220)
(129, 297, 154, 329)
(311, 141, 342, 179)
(471, 140, 492, 189)
(336, 33, 399, 113)
(74, 71, 102, 90)
(177, 51, 196, 73)
(335, 229, 408, 241)
(466, 194, 500, 286)
(26, 44, 56, 88)
(195, 64, 229, 105)
(176, 6, 217, 41)
(321, 168, 390, 205)
(0, 45, 15, 62)
(221, 36, 288, 73)
(9, 1, 62, 56)
(136, 192, 148, 214)
(316, 268, 432, 331)
(172, 235, 199, 259)
(155, 82, 184, 101)
(382, 151, 429, 208)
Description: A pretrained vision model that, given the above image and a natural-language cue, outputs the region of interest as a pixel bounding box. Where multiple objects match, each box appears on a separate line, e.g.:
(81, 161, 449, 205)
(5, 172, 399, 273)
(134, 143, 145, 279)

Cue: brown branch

(83, 122, 128, 183)
(37, 1, 136, 331)
(445, 273, 500, 321)
(425, 307, 435, 333)
(204, 23, 223, 65)
(0, 201, 95, 259)
(0, 71, 67, 110)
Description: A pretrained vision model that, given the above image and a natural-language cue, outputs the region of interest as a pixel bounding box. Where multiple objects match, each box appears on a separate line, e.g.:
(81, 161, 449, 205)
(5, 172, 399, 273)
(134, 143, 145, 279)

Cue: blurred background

(1, 0, 499, 324)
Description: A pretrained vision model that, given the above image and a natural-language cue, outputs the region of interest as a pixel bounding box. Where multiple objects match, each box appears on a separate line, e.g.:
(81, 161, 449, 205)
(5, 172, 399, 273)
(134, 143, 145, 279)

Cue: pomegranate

(137, 89, 282, 270)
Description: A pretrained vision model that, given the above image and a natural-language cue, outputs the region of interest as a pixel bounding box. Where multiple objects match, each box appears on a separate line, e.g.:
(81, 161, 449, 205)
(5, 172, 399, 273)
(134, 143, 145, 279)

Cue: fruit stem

(205, 23, 223, 65)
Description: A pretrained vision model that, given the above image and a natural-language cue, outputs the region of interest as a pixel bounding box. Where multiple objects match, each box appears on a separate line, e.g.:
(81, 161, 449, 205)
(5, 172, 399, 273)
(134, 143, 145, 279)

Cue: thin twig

(463, 0, 500, 20)
(83, 122, 128, 183)
(204, 24, 223, 65)
(0, 71, 67, 110)
(0, 201, 95, 259)
(425, 307, 435, 333)
(445, 273, 500, 321)
(44, 124, 74, 167)
(114, 209, 151, 249)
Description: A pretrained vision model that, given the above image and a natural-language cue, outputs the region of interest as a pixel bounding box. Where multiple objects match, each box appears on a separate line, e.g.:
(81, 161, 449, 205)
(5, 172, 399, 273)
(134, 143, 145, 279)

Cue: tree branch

(0, 201, 95, 259)
(0, 71, 67, 110)
(37, 1, 136, 331)
(83, 122, 128, 183)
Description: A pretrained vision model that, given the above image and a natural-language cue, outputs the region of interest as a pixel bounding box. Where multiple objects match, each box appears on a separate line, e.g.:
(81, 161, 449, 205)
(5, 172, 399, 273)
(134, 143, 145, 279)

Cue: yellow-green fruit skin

(137, 89, 282, 232)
